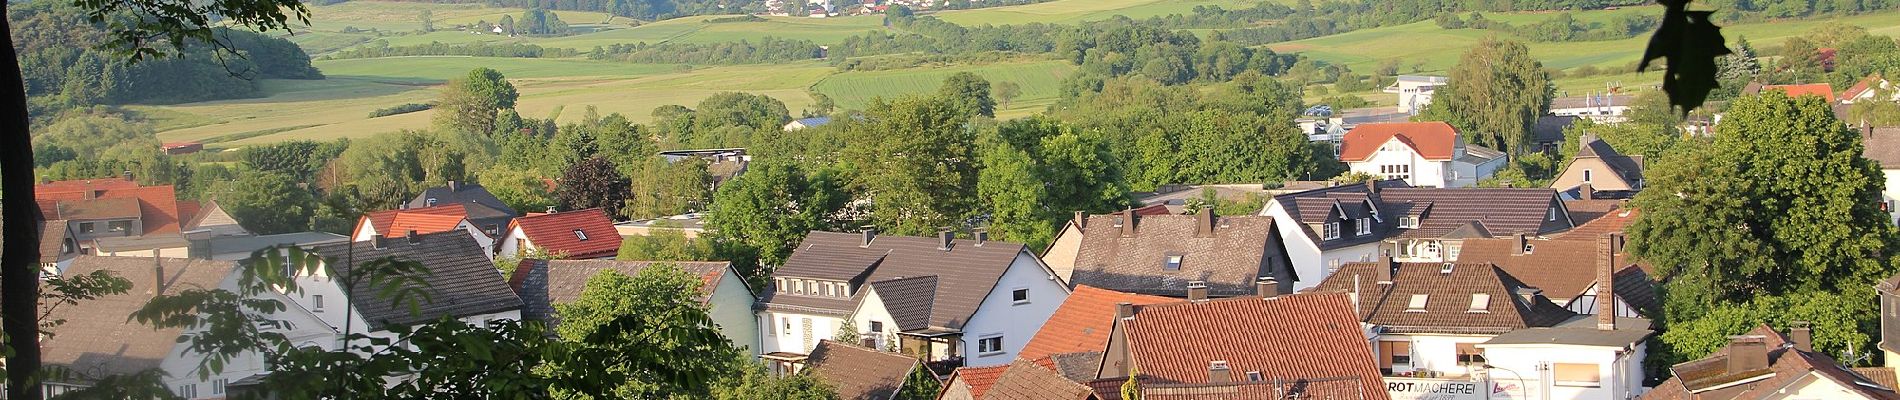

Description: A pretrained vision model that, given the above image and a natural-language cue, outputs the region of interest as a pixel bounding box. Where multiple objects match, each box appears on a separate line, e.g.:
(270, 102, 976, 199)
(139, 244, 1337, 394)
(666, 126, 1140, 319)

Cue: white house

(1312, 260, 1652, 400)
(509, 260, 759, 356)
(161, 256, 339, 399)
(1386, 75, 1448, 114)
(757, 230, 1070, 371)
(297, 232, 524, 351)
(497, 208, 622, 260)
(1843, 74, 1897, 104)
(39, 256, 237, 399)
(1864, 127, 1900, 226)
(1339, 121, 1505, 188)
(1261, 181, 1575, 291)
(1550, 93, 1634, 124)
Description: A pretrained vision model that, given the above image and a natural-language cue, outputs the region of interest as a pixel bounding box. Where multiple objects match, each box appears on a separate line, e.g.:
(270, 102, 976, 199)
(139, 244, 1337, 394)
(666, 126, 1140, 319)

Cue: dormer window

(1355, 218, 1371, 235)
(1406, 294, 1428, 312)
(1468, 293, 1490, 313)
(426, 198, 438, 206)
(1164, 255, 1183, 271)
(574, 229, 589, 240)
(775, 278, 786, 293)
(1324, 222, 1341, 240)
(1439, 263, 1454, 274)
(1245, 371, 1264, 382)
(827, 283, 838, 297)
(1399, 216, 1418, 229)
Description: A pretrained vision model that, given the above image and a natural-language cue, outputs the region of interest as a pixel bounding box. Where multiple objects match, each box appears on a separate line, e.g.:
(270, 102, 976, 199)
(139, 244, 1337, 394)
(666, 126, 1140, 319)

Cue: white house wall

(1040, 222, 1085, 283)
(1377, 333, 1494, 378)
(1262, 201, 1383, 291)
(853, 289, 899, 351)
(1884, 169, 1900, 226)
(498, 227, 532, 259)
(1347, 139, 1451, 188)
(456, 220, 496, 259)
(162, 270, 339, 399)
(958, 251, 1071, 367)
(758, 311, 844, 355)
(1479, 342, 1647, 400)
(1781, 370, 1887, 399)
(710, 269, 761, 357)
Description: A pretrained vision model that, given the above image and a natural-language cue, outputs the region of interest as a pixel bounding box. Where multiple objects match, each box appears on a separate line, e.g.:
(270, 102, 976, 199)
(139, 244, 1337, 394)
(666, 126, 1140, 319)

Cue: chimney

(1257, 277, 1281, 299)
(938, 229, 955, 251)
(1377, 256, 1395, 284)
(448, 180, 461, 192)
(1791, 322, 1813, 352)
(153, 256, 166, 295)
(1115, 302, 1135, 320)
(1074, 211, 1086, 229)
(1727, 336, 1770, 375)
(1120, 209, 1137, 238)
(407, 230, 422, 245)
(1580, 182, 1596, 200)
(1512, 233, 1528, 255)
(1516, 287, 1543, 304)
(1208, 361, 1233, 384)
(1596, 233, 1619, 330)
(1365, 179, 1380, 194)
(122, 169, 134, 182)
(1186, 281, 1208, 301)
(973, 229, 989, 247)
(1195, 209, 1215, 238)
(545, 206, 557, 214)
(860, 227, 877, 248)
(371, 234, 388, 250)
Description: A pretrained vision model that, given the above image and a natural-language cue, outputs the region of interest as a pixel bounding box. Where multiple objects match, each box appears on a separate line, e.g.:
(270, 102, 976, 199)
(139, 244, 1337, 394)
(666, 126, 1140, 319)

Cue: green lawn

(146, 58, 834, 148)
(813, 60, 1075, 118)
(932, 0, 1272, 26)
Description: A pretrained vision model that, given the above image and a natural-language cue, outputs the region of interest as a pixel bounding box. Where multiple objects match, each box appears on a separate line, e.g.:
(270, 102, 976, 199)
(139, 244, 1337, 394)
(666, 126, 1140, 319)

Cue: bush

(368, 103, 434, 118)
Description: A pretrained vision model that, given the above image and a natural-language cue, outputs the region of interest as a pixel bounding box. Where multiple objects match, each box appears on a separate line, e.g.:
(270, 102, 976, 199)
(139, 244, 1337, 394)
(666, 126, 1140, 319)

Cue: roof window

(1164, 255, 1183, 271)
(574, 229, 588, 240)
(1468, 293, 1490, 313)
(1406, 294, 1429, 312)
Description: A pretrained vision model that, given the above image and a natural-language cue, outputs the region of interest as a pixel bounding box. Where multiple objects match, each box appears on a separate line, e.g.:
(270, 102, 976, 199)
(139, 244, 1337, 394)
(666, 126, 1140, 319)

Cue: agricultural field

(144, 58, 833, 148)
(931, 0, 1273, 26)
(813, 60, 1077, 119)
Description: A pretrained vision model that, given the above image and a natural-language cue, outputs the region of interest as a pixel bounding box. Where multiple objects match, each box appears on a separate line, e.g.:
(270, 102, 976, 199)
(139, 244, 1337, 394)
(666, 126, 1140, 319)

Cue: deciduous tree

(1415, 37, 1553, 152)
(433, 67, 520, 135)
(704, 161, 845, 283)
(214, 170, 318, 235)
(556, 156, 632, 218)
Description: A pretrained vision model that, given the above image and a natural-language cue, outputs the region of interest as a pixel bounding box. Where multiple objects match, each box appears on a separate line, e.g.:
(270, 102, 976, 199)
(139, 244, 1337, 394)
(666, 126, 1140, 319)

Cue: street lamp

(1483, 364, 1530, 400)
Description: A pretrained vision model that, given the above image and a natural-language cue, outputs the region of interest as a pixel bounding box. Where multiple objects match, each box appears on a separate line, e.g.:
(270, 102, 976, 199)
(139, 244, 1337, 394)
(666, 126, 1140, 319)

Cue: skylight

(574, 229, 588, 240)
(1164, 255, 1183, 271)
(1406, 294, 1428, 312)
(1468, 293, 1490, 313)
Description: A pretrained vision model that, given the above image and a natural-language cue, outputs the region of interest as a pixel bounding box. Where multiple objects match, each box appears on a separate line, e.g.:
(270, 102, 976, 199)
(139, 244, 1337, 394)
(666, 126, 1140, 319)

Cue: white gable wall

(758, 310, 845, 355)
(161, 271, 338, 399)
(1262, 200, 1383, 291)
(498, 226, 533, 259)
(455, 220, 495, 258)
(1480, 341, 1647, 400)
(959, 250, 1071, 367)
(709, 268, 761, 357)
(1348, 137, 1451, 188)
(853, 289, 899, 351)
(1040, 222, 1085, 283)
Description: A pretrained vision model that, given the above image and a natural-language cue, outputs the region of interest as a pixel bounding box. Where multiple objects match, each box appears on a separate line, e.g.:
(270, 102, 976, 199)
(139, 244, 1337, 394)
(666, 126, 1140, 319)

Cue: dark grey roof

(1533, 116, 1578, 144)
(93, 233, 192, 252)
(408, 183, 517, 231)
(1480, 315, 1653, 347)
(1067, 214, 1290, 297)
(1573, 135, 1645, 187)
(1273, 181, 1572, 249)
(312, 232, 523, 330)
(197, 232, 348, 257)
(511, 259, 738, 329)
(870, 276, 938, 332)
(762, 231, 1031, 331)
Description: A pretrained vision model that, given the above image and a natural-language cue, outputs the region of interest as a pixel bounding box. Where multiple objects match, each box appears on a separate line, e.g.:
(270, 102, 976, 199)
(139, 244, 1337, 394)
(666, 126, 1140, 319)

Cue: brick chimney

(1074, 211, 1087, 229)
(1727, 336, 1770, 375)
(371, 234, 388, 250)
(1580, 182, 1596, 200)
(153, 255, 166, 296)
(861, 226, 876, 248)
(407, 230, 422, 245)
(1791, 322, 1813, 352)
(1257, 277, 1281, 299)
(1116, 302, 1135, 320)
(937, 229, 954, 251)
(973, 229, 989, 247)
(1208, 361, 1233, 384)
(1120, 209, 1137, 238)
(1365, 179, 1380, 194)
(1195, 209, 1215, 238)
(1187, 281, 1208, 301)
(1596, 233, 1619, 330)
(1512, 233, 1529, 255)
(1377, 256, 1395, 284)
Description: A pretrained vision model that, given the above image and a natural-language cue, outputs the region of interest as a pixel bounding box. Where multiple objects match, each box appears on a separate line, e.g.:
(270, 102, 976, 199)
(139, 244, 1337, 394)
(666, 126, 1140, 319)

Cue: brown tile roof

(35, 177, 141, 194)
(806, 340, 921, 400)
(509, 259, 736, 327)
(509, 208, 623, 259)
(1340, 122, 1458, 162)
(42, 256, 235, 382)
(1863, 128, 1900, 169)
(53, 197, 143, 221)
(949, 364, 1011, 399)
(312, 232, 523, 330)
(983, 360, 1097, 400)
(1533, 116, 1578, 145)
(1555, 202, 1633, 236)
(39, 219, 74, 263)
(1067, 213, 1287, 297)
(1453, 237, 1652, 306)
(1118, 293, 1389, 400)
(1566, 135, 1646, 188)
(1764, 83, 1837, 103)
(1019, 286, 1173, 362)
(1311, 262, 1576, 334)
(762, 231, 1031, 331)
(1647, 325, 1900, 400)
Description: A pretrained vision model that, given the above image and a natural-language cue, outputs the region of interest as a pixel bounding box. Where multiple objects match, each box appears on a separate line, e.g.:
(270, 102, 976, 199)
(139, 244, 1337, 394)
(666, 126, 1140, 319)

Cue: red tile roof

(509, 208, 622, 259)
(1119, 293, 1390, 400)
(1553, 207, 1639, 241)
(1019, 286, 1173, 362)
(356, 205, 470, 238)
(949, 365, 1011, 399)
(1131, 204, 1171, 216)
(983, 360, 1098, 400)
(1763, 83, 1836, 103)
(176, 200, 202, 229)
(1844, 74, 1885, 101)
(35, 178, 140, 194)
(1339, 122, 1458, 162)
(35, 185, 183, 235)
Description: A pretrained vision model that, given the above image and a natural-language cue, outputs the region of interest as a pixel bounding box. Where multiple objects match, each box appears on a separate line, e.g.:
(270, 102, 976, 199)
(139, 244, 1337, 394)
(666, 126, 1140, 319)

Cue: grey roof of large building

(312, 232, 523, 330)
(761, 231, 1031, 331)
(198, 232, 348, 257)
(1273, 181, 1573, 249)
(1067, 213, 1290, 297)
(42, 256, 235, 382)
(408, 183, 517, 232)
(510, 259, 738, 328)
(1480, 315, 1653, 347)
(1864, 127, 1900, 169)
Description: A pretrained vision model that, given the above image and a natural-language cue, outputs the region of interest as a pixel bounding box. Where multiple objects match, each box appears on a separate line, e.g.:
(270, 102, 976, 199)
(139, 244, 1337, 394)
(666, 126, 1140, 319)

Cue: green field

(813, 60, 1077, 119)
(145, 58, 833, 148)
(932, 0, 1272, 26)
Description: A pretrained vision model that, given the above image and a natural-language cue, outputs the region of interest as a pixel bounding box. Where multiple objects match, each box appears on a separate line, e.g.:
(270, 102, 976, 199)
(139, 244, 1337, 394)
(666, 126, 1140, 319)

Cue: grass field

(813, 60, 1076, 119)
(932, 0, 1272, 26)
(145, 58, 833, 148)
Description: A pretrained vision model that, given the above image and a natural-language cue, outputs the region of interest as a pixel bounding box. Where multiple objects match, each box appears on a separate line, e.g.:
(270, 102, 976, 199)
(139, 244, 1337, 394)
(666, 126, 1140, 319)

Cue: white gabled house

(757, 230, 1070, 373)
(509, 259, 760, 356)
(1338, 121, 1505, 189)
(497, 208, 622, 260)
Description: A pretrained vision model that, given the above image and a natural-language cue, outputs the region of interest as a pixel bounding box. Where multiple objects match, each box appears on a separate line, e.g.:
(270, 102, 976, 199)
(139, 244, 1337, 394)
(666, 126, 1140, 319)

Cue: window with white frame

(1355, 218, 1371, 235)
(775, 278, 786, 293)
(1399, 216, 1418, 228)
(1012, 288, 1030, 304)
(1548, 207, 1558, 221)
(782, 317, 791, 336)
(978, 336, 1004, 355)
(827, 283, 837, 297)
(574, 229, 588, 240)
(1324, 222, 1340, 240)
(1446, 243, 1461, 261)
(213, 378, 226, 394)
(312, 294, 325, 312)
(1554, 363, 1601, 387)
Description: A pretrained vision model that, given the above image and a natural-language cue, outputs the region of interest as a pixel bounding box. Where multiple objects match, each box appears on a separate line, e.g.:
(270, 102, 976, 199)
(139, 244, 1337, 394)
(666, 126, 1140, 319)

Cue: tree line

(325, 41, 583, 60)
